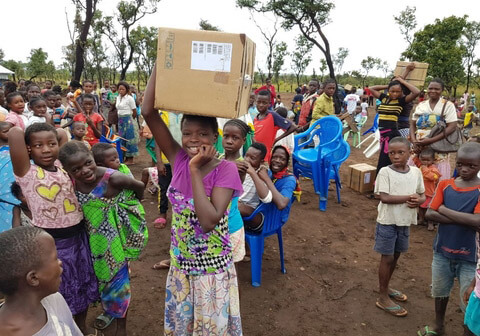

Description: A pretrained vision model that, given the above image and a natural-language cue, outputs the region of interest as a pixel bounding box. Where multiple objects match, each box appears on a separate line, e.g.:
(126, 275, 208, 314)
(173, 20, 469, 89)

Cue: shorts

(230, 227, 246, 263)
(431, 252, 476, 312)
(373, 223, 410, 255)
(465, 291, 480, 335)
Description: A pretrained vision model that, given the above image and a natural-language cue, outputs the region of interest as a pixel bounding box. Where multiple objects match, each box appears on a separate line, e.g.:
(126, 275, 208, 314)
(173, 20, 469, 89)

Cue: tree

(199, 19, 221, 31)
(394, 6, 417, 52)
(378, 60, 391, 79)
(0, 49, 4, 64)
(291, 35, 312, 87)
(272, 41, 288, 90)
(26, 48, 55, 80)
(2, 60, 25, 82)
(71, 0, 100, 81)
(319, 59, 327, 81)
(130, 25, 158, 85)
(463, 20, 480, 92)
(360, 56, 381, 86)
(333, 47, 349, 75)
(237, 0, 337, 79)
(85, 10, 108, 83)
(100, 0, 160, 80)
(249, 13, 280, 78)
(403, 15, 467, 93)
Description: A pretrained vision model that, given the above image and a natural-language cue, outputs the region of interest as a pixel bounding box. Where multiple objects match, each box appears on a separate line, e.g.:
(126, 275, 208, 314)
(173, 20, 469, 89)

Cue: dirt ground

(88, 95, 468, 336)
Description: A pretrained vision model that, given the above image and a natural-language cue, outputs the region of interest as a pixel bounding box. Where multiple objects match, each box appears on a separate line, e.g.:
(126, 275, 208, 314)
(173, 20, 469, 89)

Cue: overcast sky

(1, 0, 480, 78)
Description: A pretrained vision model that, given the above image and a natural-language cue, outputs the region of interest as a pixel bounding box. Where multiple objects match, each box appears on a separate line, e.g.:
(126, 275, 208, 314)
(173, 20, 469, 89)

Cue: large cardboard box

(393, 61, 429, 87)
(346, 163, 376, 193)
(154, 27, 256, 118)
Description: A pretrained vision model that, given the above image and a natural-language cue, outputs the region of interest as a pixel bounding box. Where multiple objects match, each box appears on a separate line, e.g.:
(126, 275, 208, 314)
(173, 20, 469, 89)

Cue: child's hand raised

(189, 145, 216, 170)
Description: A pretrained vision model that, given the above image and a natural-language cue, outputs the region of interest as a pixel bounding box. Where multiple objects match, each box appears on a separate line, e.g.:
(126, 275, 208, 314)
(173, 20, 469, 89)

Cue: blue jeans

(431, 252, 476, 312)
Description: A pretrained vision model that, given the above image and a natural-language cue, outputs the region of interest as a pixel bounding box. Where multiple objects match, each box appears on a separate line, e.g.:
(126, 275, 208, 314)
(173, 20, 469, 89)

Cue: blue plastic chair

(292, 116, 344, 210)
(362, 113, 379, 136)
(99, 136, 124, 163)
(324, 140, 351, 206)
(243, 195, 296, 287)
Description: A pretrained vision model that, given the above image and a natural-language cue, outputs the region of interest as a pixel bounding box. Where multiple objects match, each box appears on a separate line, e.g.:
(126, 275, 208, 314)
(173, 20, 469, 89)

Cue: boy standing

(374, 137, 425, 317)
(418, 142, 480, 336)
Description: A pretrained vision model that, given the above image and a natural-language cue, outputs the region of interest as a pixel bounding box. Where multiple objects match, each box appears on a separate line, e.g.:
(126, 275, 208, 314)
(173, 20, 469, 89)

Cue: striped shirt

(378, 93, 406, 129)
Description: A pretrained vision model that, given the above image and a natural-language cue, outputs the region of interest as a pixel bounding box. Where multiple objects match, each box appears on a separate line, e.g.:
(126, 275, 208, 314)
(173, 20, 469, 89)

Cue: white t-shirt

(344, 94, 360, 114)
(116, 94, 136, 117)
(26, 116, 47, 128)
(34, 293, 83, 336)
(374, 166, 425, 226)
(411, 99, 457, 124)
(361, 102, 368, 114)
(0, 106, 8, 117)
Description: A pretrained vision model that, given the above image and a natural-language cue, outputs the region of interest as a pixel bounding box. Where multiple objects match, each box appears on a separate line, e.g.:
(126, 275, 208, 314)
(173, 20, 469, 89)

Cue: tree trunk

(73, 0, 95, 81)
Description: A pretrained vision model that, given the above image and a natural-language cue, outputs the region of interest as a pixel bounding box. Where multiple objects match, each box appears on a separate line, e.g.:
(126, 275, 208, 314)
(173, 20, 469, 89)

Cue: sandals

(94, 312, 115, 330)
(153, 217, 167, 229)
(417, 326, 443, 335)
(389, 289, 408, 302)
(375, 301, 408, 317)
(152, 259, 170, 270)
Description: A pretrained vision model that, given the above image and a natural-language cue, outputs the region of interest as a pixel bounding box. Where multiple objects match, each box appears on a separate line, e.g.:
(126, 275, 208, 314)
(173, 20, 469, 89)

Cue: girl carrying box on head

(142, 64, 243, 335)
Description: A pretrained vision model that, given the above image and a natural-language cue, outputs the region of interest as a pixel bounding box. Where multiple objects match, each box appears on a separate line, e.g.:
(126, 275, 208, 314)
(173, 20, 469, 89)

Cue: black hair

(0, 226, 47, 295)
(180, 114, 218, 135)
(26, 84, 40, 93)
(43, 90, 56, 98)
(45, 80, 52, 84)
(52, 85, 62, 95)
(24, 122, 57, 146)
(295, 87, 301, 94)
(6, 92, 23, 105)
(389, 136, 410, 148)
(69, 80, 82, 89)
(323, 78, 336, 87)
(117, 81, 130, 93)
(82, 93, 95, 102)
(24, 80, 33, 87)
(11, 181, 23, 201)
(91, 142, 116, 164)
(275, 107, 288, 118)
(249, 142, 267, 160)
(362, 97, 367, 102)
(82, 80, 93, 85)
(309, 78, 320, 87)
(29, 96, 46, 108)
(3, 81, 17, 96)
(224, 119, 250, 137)
(420, 147, 435, 159)
(388, 81, 401, 89)
(71, 121, 85, 129)
(58, 140, 91, 167)
(257, 90, 271, 98)
(457, 142, 480, 159)
(429, 78, 445, 90)
(271, 145, 291, 165)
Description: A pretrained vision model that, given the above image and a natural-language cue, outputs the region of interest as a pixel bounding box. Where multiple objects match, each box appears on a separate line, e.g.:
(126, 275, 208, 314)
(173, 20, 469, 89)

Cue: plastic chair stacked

(344, 116, 368, 147)
(243, 195, 296, 287)
(292, 116, 349, 211)
(357, 114, 380, 158)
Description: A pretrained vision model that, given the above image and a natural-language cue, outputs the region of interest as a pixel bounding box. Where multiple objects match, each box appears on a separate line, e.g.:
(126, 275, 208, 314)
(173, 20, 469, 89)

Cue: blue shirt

(430, 179, 479, 263)
(269, 171, 297, 222)
(0, 146, 20, 232)
(228, 196, 243, 234)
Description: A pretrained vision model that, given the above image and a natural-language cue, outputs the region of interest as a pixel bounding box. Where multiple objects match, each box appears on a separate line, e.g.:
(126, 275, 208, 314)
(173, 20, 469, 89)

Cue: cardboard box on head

(154, 27, 256, 119)
(393, 61, 429, 87)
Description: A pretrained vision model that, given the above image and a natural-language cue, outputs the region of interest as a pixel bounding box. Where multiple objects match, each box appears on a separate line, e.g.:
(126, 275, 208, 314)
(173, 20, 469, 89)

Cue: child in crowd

(25, 84, 41, 117)
(0, 227, 83, 336)
(107, 84, 119, 130)
(0, 88, 8, 119)
(297, 79, 320, 129)
(0, 121, 19, 232)
(59, 141, 148, 335)
(463, 105, 475, 139)
(275, 107, 295, 152)
(248, 91, 258, 120)
(5, 92, 28, 130)
(221, 119, 250, 262)
(238, 142, 273, 232)
(374, 137, 425, 317)
(26, 97, 53, 128)
(254, 90, 296, 162)
(274, 94, 284, 109)
(91, 142, 132, 177)
(361, 97, 369, 117)
(8, 123, 98, 334)
(142, 64, 243, 335)
(76, 80, 100, 112)
(369, 77, 420, 174)
(73, 93, 104, 146)
(418, 142, 480, 336)
(71, 121, 91, 149)
(413, 147, 441, 231)
(310, 78, 336, 122)
(11, 182, 32, 227)
(43, 90, 56, 115)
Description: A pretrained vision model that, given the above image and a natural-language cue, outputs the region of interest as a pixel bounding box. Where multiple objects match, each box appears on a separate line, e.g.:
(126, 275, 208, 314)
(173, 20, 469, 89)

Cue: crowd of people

(0, 60, 480, 336)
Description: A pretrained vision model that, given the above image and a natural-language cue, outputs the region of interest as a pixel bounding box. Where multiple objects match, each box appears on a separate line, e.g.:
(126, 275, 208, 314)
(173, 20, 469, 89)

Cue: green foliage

(403, 15, 467, 93)
(130, 25, 158, 84)
(291, 35, 312, 87)
(199, 19, 221, 31)
(0, 49, 4, 64)
(360, 56, 381, 78)
(26, 48, 55, 80)
(394, 6, 417, 47)
(333, 47, 349, 74)
(463, 20, 480, 90)
(272, 41, 288, 85)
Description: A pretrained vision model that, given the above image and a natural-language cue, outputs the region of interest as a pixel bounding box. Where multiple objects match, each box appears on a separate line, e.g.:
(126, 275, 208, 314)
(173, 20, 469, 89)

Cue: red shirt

(364, 87, 372, 96)
(254, 111, 292, 162)
(73, 112, 104, 145)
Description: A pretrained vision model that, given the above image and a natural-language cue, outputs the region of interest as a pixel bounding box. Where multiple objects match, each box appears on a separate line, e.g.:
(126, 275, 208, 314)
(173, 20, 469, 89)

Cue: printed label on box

(191, 41, 232, 72)
(164, 32, 175, 70)
(364, 172, 371, 184)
